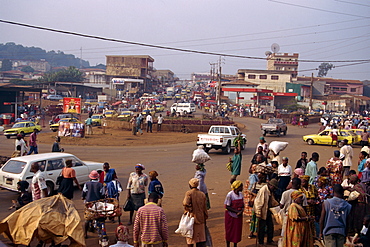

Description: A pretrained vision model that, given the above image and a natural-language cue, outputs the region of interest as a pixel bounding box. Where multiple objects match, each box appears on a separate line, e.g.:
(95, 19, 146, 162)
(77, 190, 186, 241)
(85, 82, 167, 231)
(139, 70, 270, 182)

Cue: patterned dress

(326, 158, 344, 185)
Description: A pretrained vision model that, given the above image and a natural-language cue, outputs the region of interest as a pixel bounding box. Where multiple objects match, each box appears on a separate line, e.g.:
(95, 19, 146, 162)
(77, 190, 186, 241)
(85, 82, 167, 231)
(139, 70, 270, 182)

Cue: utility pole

(80, 47, 82, 69)
(217, 57, 222, 106)
(309, 73, 313, 111)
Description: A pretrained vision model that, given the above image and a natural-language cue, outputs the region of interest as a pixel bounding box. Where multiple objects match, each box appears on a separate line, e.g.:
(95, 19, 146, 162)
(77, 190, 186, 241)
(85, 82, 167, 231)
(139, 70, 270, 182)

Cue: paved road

(0, 116, 362, 246)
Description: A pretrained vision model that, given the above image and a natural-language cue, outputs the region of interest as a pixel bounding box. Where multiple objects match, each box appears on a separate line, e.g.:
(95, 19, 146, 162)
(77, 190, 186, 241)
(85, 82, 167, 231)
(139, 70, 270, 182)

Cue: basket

(255, 164, 273, 174)
(84, 198, 122, 220)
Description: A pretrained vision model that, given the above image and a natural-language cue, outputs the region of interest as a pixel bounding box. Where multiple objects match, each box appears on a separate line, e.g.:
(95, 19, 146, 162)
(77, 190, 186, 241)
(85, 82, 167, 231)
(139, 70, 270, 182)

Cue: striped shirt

(133, 202, 168, 244)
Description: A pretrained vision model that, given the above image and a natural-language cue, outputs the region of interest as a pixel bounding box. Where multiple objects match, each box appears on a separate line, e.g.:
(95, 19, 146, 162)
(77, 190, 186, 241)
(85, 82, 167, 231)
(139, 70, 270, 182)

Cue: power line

(1, 19, 370, 63)
(334, 0, 370, 8)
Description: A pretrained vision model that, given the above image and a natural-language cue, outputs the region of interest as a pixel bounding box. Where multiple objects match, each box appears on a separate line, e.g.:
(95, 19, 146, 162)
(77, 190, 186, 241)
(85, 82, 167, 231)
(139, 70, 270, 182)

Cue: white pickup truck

(197, 125, 247, 154)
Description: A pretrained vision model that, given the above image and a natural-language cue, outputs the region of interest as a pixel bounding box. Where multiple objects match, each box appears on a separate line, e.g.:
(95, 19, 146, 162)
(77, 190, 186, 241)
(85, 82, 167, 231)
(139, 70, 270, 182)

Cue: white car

(0, 153, 103, 195)
(0, 126, 4, 132)
(47, 95, 64, 100)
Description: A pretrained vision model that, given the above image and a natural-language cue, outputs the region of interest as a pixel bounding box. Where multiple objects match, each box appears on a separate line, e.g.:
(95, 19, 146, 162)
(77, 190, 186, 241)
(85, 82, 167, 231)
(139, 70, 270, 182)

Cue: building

(266, 53, 299, 78)
(151, 69, 177, 87)
(12, 59, 51, 72)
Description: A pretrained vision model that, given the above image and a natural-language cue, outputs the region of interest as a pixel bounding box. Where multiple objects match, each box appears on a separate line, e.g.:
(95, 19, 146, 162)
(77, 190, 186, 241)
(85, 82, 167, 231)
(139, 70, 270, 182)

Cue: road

(0, 116, 362, 246)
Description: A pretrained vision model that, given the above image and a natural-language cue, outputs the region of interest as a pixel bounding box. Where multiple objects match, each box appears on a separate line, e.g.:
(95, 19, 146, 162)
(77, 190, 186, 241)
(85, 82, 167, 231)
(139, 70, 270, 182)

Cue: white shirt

(109, 241, 133, 247)
(146, 115, 153, 123)
(157, 116, 164, 124)
(340, 145, 353, 167)
(31, 170, 47, 201)
(278, 164, 292, 176)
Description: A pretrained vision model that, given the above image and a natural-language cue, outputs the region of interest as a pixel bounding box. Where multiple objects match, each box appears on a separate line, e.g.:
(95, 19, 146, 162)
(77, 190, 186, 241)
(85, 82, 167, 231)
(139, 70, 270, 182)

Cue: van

(170, 103, 196, 114)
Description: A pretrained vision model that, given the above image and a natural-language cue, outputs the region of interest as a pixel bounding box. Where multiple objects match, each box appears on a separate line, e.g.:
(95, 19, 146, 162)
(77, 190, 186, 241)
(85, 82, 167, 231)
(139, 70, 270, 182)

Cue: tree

(39, 66, 83, 82)
(21, 66, 35, 73)
(317, 63, 334, 77)
(1, 59, 12, 71)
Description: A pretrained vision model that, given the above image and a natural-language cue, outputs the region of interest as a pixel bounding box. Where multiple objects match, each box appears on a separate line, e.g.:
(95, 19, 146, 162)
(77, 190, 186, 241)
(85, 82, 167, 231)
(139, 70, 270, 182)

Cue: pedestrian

(283, 190, 314, 247)
(326, 150, 344, 185)
(224, 180, 244, 247)
(360, 129, 370, 147)
(102, 115, 107, 134)
(82, 170, 104, 239)
(256, 136, 269, 158)
(15, 134, 28, 156)
(157, 114, 164, 132)
(183, 178, 208, 247)
(27, 129, 39, 155)
(52, 136, 64, 152)
(277, 157, 292, 200)
(126, 164, 148, 225)
(340, 139, 353, 178)
(85, 116, 93, 135)
(347, 175, 368, 234)
(99, 162, 118, 184)
(299, 175, 318, 238)
(136, 114, 143, 135)
(295, 151, 308, 171)
(358, 151, 368, 179)
(58, 159, 82, 199)
(353, 215, 370, 247)
(146, 113, 153, 133)
(109, 225, 133, 247)
(194, 163, 210, 209)
(253, 178, 279, 246)
(130, 115, 137, 135)
(229, 144, 242, 184)
(248, 173, 267, 239)
(9, 181, 32, 210)
(306, 152, 319, 184)
(30, 162, 48, 201)
(319, 184, 352, 247)
(148, 171, 164, 206)
(133, 192, 168, 247)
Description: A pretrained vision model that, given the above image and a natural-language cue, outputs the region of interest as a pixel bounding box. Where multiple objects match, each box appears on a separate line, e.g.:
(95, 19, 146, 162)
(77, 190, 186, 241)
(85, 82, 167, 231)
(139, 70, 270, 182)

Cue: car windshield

(92, 116, 100, 119)
(268, 119, 282, 124)
(2, 160, 27, 174)
(12, 123, 25, 128)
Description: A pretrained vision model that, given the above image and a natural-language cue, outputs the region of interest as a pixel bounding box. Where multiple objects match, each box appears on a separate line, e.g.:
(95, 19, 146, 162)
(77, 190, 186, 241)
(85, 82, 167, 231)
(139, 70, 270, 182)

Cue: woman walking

(225, 180, 244, 247)
(57, 160, 81, 199)
(194, 163, 210, 209)
(326, 150, 344, 185)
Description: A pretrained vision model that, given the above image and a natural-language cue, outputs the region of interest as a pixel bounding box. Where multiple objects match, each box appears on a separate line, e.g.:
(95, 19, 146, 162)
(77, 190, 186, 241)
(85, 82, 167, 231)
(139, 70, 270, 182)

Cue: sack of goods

(192, 146, 211, 164)
(269, 141, 289, 154)
(255, 163, 273, 174)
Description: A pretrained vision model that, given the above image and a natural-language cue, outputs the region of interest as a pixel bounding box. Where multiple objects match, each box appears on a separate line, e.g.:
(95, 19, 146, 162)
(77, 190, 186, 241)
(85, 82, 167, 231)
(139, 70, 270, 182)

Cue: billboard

(58, 122, 85, 138)
(63, 98, 81, 114)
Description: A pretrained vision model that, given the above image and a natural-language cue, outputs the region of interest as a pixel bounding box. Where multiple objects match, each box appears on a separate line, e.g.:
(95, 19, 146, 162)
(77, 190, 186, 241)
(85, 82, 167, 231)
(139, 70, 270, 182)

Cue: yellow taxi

(4, 121, 42, 139)
(303, 129, 358, 146)
(155, 104, 165, 112)
(104, 110, 118, 118)
(142, 108, 155, 116)
(351, 129, 370, 145)
(50, 118, 82, 132)
(117, 109, 134, 119)
(91, 114, 104, 126)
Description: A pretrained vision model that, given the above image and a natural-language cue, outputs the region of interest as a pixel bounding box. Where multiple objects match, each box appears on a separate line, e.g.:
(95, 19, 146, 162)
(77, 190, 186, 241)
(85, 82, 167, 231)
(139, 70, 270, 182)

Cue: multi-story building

(266, 53, 299, 78)
(151, 69, 177, 87)
(12, 59, 51, 72)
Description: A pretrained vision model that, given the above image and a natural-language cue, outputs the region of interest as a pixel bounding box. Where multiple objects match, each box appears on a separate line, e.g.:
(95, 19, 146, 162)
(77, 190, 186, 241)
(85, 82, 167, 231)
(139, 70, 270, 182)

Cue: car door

(318, 130, 331, 144)
(28, 122, 36, 134)
(68, 157, 89, 184)
(45, 158, 65, 185)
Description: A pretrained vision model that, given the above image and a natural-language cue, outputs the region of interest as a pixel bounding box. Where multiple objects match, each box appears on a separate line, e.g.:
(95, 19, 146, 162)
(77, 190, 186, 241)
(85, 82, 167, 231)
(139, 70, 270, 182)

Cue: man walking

(136, 114, 143, 135)
(306, 152, 319, 184)
(320, 184, 352, 247)
(146, 113, 153, 133)
(340, 139, 353, 178)
(157, 114, 164, 132)
(133, 192, 168, 247)
(85, 116, 93, 135)
(27, 129, 39, 155)
(30, 162, 48, 201)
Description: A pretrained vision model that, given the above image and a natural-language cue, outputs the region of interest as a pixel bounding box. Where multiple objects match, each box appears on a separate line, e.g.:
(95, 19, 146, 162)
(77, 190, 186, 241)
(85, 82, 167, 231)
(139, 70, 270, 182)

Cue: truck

(261, 118, 288, 137)
(197, 125, 247, 154)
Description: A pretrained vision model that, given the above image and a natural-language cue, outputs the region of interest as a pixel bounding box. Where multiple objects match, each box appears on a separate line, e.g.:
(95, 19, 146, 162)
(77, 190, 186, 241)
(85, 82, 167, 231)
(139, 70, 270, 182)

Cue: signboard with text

(63, 98, 81, 114)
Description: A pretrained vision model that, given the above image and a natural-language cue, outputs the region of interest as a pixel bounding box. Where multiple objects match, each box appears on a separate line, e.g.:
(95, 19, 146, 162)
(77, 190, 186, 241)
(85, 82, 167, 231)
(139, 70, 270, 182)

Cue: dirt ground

(38, 127, 199, 146)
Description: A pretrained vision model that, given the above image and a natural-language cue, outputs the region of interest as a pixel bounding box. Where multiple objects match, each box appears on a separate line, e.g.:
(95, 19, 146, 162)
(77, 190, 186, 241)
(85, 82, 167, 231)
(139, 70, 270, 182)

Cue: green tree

(21, 66, 35, 73)
(317, 63, 334, 77)
(39, 66, 83, 82)
(1, 59, 12, 71)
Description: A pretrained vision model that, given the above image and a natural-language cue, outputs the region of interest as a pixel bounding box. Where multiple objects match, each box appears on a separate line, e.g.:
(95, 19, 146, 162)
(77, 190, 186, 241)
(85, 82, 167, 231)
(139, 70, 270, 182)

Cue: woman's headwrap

(291, 190, 304, 200)
(135, 163, 145, 170)
(231, 180, 242, 190)
(318, 176, 329, 184)
(115, 225, 129, 242)
(189, 178, 199, 188)
(149, 171, 158, 177)
(294, 168, 304, 176)
(300, 175, 310, 181)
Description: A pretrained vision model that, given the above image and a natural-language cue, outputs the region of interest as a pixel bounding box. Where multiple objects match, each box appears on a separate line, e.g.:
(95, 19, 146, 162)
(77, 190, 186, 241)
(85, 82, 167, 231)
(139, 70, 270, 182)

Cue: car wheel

(204, 147, 210, 153)
(223, 143, 231, 154)
(46, 181, 55, 196)
(283, 129, 287, 135)
(6, 136, 10, 139)
(52, 129, 57, 132)
(307, 139, 314, 145)
(263, 131, 267, 136)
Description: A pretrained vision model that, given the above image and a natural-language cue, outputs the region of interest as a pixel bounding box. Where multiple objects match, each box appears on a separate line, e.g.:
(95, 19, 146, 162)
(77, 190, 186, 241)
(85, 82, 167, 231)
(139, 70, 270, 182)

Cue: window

(47, 159, 64, 171)
(69, 157, 84, 167)
(271, 75, 279, 80)
(350, 88, 356, 92)
(260, 75, 267, 79)
(30, 161, 47, 172)
(225, 128, 230, 134)
(276, 67, 281, 70)
(248, 74, 256, 79)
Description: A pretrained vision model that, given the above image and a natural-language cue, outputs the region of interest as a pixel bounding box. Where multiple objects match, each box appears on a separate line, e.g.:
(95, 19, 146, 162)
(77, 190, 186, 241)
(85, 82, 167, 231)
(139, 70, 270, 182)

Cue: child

(148, 171, 164, 206)
(9, 181, 32, 210)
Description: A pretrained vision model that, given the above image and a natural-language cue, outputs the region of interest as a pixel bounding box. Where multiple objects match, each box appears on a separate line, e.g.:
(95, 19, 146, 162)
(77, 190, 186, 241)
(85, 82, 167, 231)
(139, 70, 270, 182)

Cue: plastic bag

(175, 212, 194, 238)
(269, 206, 283, 225)
(269, 141, 288, 154)
(192, 148, 211, 164)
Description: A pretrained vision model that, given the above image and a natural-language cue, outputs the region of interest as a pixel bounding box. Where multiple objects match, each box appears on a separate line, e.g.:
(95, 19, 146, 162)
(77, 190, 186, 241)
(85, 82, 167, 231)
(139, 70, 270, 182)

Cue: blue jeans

(27, 145, 38, 155)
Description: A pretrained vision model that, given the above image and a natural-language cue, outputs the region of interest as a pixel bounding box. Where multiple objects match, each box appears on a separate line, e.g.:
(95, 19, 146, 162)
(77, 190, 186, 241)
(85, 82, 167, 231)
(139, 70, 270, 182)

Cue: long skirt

(131, 193, 145, 211)
(225, 212, 243, 243)
(57, 177, 74, 199)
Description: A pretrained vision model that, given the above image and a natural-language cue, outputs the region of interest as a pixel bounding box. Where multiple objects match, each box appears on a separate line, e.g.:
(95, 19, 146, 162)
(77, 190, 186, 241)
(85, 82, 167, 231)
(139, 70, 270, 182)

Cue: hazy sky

(1, 0, 369, 80)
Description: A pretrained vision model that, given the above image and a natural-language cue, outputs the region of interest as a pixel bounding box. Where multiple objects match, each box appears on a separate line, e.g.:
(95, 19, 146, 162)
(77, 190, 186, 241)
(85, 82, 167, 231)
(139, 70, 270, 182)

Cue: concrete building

(266, 53, 299, 78)
(12, 59, 51, 72)
(151, 69, 177, 87)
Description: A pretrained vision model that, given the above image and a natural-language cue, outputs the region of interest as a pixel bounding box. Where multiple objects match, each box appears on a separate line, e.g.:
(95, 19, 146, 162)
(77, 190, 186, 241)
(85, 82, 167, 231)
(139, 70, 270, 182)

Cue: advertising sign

(58, 122, 85, 138)
(63, 98, 81, 114)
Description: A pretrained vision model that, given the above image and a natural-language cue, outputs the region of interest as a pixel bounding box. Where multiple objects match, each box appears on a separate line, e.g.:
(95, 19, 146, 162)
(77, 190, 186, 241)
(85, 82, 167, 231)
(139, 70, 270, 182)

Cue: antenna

(271, 43, 280, 53)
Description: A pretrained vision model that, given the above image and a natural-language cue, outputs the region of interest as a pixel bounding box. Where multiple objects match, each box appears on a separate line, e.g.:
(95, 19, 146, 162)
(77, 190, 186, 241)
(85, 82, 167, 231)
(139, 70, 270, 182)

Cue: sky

(1, 0, 370, 81)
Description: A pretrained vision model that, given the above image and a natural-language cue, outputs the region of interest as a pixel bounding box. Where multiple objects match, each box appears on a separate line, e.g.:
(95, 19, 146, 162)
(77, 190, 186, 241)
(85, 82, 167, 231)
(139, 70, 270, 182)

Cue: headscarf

(291, 190, 304, 200)
(149, 171, 158, 177)
(300, 175, 310, 181)
(115, 225, 129, 242)
(135, 163, 145, 170)
(189, 178, 199, 188)
(294, 168, 304, 176)
(231, 180, 242, 190)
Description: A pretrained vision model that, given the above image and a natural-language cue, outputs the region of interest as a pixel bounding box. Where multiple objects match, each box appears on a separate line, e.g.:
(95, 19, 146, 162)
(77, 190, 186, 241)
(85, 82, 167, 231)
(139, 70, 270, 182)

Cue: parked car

(50, 118, 82, 132)
(303, 129, 358, 146)
(197, 125, 247, 154)
(91, 114, 104, 126)
(104, 110, 118, 118)
(50, 114, 78, 124)
(0, 153, 103, 195)
(261, 118, 288, 137)
(4, 121, 42, 139)
(117, 109, 134, 119)
(46, 95, 64, 100)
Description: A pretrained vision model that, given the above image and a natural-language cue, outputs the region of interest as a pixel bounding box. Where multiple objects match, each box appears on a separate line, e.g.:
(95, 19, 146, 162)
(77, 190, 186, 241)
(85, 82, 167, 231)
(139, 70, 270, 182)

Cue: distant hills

(0, 42, 93, 68)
